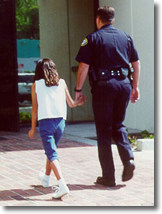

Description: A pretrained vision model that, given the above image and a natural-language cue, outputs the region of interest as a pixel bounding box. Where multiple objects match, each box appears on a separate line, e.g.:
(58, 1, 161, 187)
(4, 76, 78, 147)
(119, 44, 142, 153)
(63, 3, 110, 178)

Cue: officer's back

(91, 25, 132, 70)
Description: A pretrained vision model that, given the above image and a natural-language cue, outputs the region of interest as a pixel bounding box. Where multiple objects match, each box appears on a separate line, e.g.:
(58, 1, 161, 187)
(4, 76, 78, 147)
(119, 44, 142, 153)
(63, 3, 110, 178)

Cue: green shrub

(128, 130, 154, 144)
(19, 112, 31, 123)
(141, 130, 154, 139)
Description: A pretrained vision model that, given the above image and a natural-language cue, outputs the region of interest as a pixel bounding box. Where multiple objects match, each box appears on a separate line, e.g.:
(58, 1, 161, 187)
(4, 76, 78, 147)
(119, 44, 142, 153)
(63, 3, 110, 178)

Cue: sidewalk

(0, 122, 154, 206)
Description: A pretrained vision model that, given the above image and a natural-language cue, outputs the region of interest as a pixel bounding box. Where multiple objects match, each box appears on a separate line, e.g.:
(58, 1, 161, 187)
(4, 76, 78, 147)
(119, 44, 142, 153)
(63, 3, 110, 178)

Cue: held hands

(75, 92, 86, 106)
(130, 88, 140, 103)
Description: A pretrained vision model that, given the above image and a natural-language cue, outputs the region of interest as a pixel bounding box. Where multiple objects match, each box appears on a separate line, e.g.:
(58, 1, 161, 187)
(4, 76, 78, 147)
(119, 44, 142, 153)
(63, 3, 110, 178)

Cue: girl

(28, 58, 85, 199)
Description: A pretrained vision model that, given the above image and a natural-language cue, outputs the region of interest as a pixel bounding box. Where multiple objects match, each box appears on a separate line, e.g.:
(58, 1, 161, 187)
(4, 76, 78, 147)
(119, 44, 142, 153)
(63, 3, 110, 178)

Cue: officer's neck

(97, 23, 112, 30)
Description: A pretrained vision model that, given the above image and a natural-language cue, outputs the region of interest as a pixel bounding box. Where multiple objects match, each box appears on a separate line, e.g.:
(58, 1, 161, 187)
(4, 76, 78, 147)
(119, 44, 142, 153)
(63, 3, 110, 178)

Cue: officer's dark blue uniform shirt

(76, 24, 139, 70)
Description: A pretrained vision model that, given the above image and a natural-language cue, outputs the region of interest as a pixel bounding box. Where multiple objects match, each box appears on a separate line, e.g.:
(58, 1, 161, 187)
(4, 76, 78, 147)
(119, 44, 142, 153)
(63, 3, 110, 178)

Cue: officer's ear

(96, 17, 99, 28)
(111, 18, 115, 25)
(96, 16, 102, 29)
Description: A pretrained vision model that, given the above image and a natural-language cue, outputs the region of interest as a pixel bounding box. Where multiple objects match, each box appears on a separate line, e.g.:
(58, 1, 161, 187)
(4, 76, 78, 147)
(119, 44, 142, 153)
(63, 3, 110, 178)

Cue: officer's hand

(77, 95, 86, 106)
(130, 88, 140, 103)
(75, 91, 82, 100)
(75, 92, 86, 106)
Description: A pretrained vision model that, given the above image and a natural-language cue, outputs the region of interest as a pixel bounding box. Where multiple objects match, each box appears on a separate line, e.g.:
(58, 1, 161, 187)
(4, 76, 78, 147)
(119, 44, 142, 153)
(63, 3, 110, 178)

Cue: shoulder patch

(81, 38, 88, 46)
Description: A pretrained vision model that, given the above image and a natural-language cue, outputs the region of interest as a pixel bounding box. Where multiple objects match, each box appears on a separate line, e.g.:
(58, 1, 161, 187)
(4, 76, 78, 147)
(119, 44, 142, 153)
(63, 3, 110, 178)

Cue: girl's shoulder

(59, 78, 66, 87)
(35, 79, 44, 85)
(35, 79, 44, 91)
(59, 78, 65, 83)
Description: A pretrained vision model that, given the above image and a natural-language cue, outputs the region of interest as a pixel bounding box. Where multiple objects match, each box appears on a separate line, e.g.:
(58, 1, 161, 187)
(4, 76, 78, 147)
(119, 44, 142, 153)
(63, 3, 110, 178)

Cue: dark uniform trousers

(92, 77, 134, 182)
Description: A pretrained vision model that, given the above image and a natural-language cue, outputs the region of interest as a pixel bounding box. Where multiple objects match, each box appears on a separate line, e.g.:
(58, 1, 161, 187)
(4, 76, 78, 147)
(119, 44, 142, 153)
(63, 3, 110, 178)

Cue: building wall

(38, 0, 95, 121)
(39, 0, 72, 120)
(99, 0, 154, 132)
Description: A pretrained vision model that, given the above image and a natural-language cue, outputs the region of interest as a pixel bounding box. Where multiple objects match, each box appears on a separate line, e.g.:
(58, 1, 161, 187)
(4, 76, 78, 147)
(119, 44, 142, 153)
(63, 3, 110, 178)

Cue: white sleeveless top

(35, 79, 67, 121)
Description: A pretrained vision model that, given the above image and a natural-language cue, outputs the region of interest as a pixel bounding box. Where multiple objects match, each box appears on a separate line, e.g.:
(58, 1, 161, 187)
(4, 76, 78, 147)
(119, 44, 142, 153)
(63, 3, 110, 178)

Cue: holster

(88, 67, 97, 86)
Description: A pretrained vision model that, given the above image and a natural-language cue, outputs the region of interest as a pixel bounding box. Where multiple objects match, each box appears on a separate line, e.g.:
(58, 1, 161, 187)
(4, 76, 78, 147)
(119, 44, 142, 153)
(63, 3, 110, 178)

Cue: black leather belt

(97, 68, 129, 81)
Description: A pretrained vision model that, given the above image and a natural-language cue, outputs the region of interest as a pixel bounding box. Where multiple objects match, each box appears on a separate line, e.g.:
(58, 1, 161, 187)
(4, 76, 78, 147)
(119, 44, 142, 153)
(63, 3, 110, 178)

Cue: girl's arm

(28, 83, 38, 139)
(65, 83, 84, 108)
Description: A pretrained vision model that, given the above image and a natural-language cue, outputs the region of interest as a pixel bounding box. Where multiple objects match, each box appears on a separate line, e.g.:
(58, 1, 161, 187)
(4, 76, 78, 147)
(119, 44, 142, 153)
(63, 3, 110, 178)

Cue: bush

(16, 0, 39, 39)
(128, 130, 154, 144)
(19, 112, 31, 123)
(140, 130, 154, 139)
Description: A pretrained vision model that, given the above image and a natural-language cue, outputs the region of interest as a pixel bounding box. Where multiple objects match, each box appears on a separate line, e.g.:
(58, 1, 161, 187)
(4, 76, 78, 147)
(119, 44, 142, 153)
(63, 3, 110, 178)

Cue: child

(28, 58, 85, 199)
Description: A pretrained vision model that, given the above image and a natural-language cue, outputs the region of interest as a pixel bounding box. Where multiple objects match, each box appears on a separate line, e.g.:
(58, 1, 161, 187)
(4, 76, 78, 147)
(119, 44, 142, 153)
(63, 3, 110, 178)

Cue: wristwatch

(74, 87, 82, 92)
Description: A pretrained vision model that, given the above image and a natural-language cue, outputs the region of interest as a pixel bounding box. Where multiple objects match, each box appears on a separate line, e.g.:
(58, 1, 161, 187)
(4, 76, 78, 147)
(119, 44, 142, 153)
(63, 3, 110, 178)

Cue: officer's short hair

(97, 6, 115, 23)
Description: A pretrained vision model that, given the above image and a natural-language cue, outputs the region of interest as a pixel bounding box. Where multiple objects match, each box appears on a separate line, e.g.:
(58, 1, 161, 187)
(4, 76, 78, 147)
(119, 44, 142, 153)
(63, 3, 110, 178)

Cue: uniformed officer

(75, 6, 140, 187)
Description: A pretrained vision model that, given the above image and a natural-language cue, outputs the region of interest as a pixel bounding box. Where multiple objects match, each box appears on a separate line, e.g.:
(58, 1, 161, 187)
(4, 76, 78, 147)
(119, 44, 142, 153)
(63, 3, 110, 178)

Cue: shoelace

(52, 186, 60, 193)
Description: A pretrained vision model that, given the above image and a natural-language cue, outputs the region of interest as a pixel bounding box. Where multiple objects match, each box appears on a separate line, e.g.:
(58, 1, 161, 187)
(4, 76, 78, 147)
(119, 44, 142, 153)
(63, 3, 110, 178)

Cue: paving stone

(0, 127, 154, 206)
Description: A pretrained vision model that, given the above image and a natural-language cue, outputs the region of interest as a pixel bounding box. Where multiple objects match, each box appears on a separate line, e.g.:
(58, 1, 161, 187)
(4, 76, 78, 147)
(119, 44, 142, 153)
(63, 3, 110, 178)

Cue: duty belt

(97, 68, 129, 81)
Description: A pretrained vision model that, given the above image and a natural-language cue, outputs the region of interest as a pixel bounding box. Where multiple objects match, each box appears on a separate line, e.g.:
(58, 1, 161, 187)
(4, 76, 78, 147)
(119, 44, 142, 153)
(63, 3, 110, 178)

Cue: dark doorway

(0, 0, 19, 131)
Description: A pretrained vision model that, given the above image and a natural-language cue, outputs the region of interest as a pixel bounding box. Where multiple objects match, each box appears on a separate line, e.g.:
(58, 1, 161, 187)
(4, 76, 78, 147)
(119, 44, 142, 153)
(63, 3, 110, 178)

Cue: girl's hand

(76, 94, 86, 106)
(28, 129, 35, 139)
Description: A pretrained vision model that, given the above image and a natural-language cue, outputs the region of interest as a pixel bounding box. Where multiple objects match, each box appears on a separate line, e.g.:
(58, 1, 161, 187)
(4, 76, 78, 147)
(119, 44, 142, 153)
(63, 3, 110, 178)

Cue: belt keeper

(111, 70, 114, 75)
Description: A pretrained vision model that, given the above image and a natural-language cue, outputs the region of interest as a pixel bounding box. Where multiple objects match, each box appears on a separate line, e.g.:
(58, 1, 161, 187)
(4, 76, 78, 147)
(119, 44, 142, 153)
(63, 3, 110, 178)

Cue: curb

(136, 139, 154, 151)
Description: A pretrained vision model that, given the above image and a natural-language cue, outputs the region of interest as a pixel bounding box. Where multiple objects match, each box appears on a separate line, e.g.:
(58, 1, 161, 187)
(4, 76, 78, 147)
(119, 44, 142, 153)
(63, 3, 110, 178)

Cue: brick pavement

(0, 128, 154, 206)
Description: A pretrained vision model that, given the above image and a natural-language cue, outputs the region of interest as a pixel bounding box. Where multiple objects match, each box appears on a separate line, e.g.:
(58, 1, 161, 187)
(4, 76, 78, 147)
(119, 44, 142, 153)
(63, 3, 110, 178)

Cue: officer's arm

(130, 60, 140, 103)
(75, 62, 89, 102)
(131, 60, 140, 89)
(76, 62, 89, 90)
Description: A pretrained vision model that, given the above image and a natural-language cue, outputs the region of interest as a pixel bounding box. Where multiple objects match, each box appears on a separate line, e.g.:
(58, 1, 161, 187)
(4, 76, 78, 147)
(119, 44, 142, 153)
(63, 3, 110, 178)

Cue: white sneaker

(52, 185, 69, 199)
(38, 171, 50, 187)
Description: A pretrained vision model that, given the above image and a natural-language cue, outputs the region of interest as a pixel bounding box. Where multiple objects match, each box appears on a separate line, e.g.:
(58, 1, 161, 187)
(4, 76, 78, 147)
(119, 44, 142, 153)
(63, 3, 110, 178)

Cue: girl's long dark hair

(33, 58, 60, 86)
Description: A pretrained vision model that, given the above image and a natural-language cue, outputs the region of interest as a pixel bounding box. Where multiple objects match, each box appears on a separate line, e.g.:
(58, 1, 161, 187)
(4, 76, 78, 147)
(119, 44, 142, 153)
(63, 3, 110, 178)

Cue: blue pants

(92, 77, 134, 182)
(39, 118, 65, 163)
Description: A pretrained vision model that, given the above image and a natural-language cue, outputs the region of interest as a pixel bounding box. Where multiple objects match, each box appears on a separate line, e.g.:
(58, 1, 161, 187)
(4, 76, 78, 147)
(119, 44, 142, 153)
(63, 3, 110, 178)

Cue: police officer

(75, 6, 140, 187)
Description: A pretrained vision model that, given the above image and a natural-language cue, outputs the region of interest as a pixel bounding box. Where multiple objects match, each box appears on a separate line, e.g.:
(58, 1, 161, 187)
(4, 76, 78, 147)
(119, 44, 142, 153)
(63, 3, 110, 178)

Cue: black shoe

(122, 160, 135, 182)
(95, 176, 116, 187)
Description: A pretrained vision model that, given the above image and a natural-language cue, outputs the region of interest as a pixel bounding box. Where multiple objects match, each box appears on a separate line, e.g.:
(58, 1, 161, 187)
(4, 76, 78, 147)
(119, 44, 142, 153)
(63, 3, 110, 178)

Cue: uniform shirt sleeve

(128, 36, 139, 62)
(75, 35, 93, 65)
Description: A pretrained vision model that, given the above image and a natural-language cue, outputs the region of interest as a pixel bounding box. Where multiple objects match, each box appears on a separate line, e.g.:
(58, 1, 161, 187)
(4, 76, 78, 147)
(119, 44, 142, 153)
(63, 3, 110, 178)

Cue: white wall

(99, 0, 154, 132)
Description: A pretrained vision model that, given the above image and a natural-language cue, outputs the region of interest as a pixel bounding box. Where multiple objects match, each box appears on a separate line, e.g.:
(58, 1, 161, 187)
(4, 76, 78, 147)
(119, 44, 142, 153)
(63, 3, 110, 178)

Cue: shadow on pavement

(0, 183, 126, 203)
(67, 184, 126, 191)
(0, 128, 93, 152)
